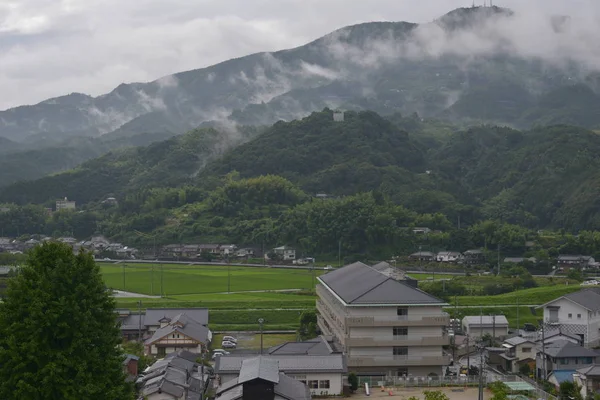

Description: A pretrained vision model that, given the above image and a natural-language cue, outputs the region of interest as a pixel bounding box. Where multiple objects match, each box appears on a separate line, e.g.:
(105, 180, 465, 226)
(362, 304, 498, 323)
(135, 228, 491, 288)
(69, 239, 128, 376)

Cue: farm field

(452, 284, 581, 306)
(100, 262, 324, 296)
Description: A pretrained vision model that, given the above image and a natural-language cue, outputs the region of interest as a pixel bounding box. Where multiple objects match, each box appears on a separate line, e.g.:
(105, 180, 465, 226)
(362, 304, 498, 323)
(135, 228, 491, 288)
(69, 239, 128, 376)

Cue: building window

(393, 346, 408, 356)
(319, 381, 330, 389)
(568, 313, 572, 319)
(396, 368, 408, 377)
(585, 358, 593, 364)
(393, 327, 408, 337)
(397, 308, 408, 316)
(522, 347, 531, 353)
(577, 314, 581, 319)
(308, 381, 319, 389)
(560, 358, 568, 365)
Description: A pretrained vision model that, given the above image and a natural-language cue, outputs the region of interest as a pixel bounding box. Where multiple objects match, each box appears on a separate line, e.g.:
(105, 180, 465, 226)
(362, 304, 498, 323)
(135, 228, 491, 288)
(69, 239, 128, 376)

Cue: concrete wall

(218, 372, 344, 396)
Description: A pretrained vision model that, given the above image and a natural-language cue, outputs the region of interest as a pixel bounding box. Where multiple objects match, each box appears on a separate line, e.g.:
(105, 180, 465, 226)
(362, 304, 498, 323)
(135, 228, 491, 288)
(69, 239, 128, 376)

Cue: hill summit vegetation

(2, 109, 600, 259)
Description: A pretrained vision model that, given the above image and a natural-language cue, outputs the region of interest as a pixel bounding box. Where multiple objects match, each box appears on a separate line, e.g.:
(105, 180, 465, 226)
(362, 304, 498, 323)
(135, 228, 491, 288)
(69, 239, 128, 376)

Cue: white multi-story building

(316, 262, 450, 377)
(538, 288, 600, 347)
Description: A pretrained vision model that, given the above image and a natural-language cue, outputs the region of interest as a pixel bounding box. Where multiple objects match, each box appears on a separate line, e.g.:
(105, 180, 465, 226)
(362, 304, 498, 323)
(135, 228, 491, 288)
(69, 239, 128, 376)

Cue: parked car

(222, 336, 237, 343)
(221, 340, 237, 349)
(324, 265, 333, 270)
(211, 349, 230, 360)
(581, 280, 599, 286)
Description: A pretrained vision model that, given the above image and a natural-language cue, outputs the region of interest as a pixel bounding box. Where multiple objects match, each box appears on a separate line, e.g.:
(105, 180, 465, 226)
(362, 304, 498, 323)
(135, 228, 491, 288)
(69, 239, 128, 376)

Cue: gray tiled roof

(238, 357, 280, 384)
(541, 340, 600, 358)
(215, 354, 347, 374)
(319, 262, 444, 305)
(562, 288, 600, 312)
(504, 336, 534, 346)
(577, 364, 600, 377)
(144, 308, 208, 326)
(145, 313, 210, 345)
(275, 374, 311, 400)
(267, 336, 336, 356)
(463, 315, 509, 326)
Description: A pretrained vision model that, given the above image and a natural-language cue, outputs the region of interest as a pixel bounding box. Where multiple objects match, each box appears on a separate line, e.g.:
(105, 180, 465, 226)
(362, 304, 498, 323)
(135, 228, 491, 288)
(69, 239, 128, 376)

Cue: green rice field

(100, 263, 324, 296)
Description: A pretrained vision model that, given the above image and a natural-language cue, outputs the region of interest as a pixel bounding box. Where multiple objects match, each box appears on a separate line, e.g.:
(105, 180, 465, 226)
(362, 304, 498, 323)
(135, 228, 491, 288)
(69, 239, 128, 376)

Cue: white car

(324, 265, 333, 270)
(222, 336, 237, 343)
(581, 280, 599, 286)
(221, 340, 237, 349)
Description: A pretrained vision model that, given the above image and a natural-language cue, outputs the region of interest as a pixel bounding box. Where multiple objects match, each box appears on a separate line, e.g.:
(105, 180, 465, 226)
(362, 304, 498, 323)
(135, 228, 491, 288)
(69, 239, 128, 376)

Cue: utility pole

(477, 343, 485, 400)
(138, 300, 142, 342)
(338, 239, 341, 268)
(258, 318, 265, 355)
(160, 263, 164, 298)
(151, 264, 154, 295)
(122, 263, 126, 290)
(497, 244, 501, 276)
(516, 297, 520, 330)
(540, 320, 546, 381)
(227, 263, 231, 294)
(492, 314, 496, 346)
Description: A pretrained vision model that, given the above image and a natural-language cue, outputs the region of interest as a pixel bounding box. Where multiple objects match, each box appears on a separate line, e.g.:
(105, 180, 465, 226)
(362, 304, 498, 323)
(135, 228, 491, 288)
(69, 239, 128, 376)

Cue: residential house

(574, 365, 600, 399)
(215, 336, 346, 396)
(499, 336, 536, 373)
(117, 307, 209, 341)
(138, 350, 208, 400)
(273, 246, 296, 261)
(24, 238, 40, 249)
(215, 356, 311, 400)
(144, 313, 212, 357)
(316, 261, 450, 377)
(536, 339, 600, 380)
(461, 315, 509, 339)
(436, 252, 464, 263)
(463, 250, 485, 265)
(558, 255, 596, 268)
(408, 251, 436, 262)
(198, 244, 221, 255)
(56, 197, 76, 211)
(538, 287, 600, 347)
(547, 370, 576, 390)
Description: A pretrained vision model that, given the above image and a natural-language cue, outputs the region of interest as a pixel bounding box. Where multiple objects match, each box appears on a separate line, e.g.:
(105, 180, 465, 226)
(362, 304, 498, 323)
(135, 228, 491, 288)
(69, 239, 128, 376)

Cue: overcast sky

(0, 0, 597, 110)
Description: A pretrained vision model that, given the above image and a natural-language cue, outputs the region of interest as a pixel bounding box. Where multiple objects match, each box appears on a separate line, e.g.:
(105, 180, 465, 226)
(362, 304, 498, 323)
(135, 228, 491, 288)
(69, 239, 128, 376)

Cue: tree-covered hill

(5, 110, 600, 232)
(0, 126, 261, 206)
(199, 109, 430, 196)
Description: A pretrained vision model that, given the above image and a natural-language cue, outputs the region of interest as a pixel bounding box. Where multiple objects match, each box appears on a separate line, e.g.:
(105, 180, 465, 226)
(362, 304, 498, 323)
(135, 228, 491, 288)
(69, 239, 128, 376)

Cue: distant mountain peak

(437, 5, 514, 30)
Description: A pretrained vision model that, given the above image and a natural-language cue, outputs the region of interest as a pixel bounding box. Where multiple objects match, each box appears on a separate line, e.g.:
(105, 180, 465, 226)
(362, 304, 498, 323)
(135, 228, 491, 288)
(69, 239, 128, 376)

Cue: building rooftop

(318, 262, 444, 305)
(541, 288, 600, 312)
(238, 357, 280, 384)
(541, 340, 600, 358)
(267, 335, 338, 356)
(577, 364, 600, 377)
(504, 336, 535, 346)
(145, 313, 210, 345)
(143, 308, 209, 327)
(463, 315, 509, 326)
(216, 354, 346, 375)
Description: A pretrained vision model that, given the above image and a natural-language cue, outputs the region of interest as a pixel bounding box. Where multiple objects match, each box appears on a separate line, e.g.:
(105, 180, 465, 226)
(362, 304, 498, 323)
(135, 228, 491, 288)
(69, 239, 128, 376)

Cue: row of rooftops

(137, 350, 207, 400)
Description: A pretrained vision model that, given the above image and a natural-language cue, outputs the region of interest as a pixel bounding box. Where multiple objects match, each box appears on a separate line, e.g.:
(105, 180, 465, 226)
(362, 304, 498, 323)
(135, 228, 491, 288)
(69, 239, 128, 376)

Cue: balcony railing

(347, 355, 451, 367)
(346, 335, 449, 347)
(346, 314, 449, 327)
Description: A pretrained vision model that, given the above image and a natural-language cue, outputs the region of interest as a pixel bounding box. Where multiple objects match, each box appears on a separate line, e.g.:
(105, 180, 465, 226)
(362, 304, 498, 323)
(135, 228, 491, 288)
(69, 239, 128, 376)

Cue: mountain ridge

(2, 6, 599, 143)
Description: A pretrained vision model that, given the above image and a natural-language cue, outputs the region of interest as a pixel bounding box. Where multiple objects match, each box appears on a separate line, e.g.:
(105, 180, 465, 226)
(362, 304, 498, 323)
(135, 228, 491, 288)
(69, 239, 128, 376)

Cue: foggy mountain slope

(2, 6, 600, 142)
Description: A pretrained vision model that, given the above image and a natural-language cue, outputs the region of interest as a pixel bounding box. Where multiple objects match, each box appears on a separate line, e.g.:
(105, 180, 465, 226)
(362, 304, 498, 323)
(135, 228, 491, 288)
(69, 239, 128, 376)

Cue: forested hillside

(4, 109, 600, 240)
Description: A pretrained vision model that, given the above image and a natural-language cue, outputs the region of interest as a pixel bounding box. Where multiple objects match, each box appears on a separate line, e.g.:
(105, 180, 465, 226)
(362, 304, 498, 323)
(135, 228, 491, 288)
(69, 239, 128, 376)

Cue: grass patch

(101, 263, 324, 295)
(452, 284, 581, 306)
(114, 292, 317, 310)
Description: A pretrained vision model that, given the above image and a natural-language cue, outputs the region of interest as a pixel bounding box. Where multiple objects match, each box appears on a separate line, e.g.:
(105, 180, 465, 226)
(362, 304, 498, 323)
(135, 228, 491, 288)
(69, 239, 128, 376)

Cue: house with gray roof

(144, 313, 212, 357)
(216, 357, 311, 400)
(498, 336, 536, 373)
(316, 261, 450, 377)
(116, 307, 209, 341)
(574, 364, 600, 399)
(138, 350, 208, 400)
(536, 339, 600, 380)
(538, 287, 600, 347)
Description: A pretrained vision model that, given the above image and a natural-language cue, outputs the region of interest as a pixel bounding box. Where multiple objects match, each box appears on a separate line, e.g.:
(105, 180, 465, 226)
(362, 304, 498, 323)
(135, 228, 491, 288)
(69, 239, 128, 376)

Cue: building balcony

(347, 355, 451, 367)
(345, 314, 449, 327)
(346, 335, 449, 347)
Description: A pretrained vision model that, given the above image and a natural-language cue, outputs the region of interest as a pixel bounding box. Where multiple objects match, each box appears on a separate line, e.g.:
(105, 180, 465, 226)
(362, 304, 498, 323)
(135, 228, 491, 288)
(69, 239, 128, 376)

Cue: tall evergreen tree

(0, 242, 134, 399)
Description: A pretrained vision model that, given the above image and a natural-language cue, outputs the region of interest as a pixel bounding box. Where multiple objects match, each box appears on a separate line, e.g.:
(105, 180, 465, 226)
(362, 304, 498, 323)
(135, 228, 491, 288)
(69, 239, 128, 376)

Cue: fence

(356, 373, 557, 400)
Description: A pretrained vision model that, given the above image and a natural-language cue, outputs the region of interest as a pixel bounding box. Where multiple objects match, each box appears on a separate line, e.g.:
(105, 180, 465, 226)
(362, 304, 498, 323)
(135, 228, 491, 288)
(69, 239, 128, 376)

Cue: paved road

(112, 290, 160, 298)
